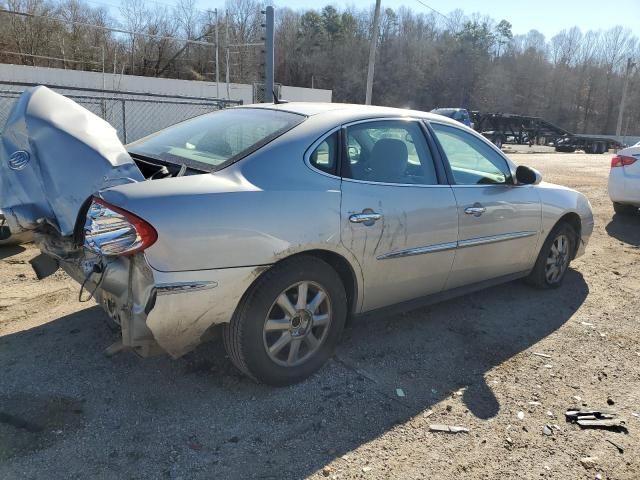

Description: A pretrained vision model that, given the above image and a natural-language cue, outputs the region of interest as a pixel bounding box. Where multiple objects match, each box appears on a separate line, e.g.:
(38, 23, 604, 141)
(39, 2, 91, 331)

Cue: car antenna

(273, 88, 288, 104)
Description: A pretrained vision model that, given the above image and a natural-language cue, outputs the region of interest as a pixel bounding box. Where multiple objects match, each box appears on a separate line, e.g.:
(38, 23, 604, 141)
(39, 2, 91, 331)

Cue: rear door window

(342, 120, 438, 185)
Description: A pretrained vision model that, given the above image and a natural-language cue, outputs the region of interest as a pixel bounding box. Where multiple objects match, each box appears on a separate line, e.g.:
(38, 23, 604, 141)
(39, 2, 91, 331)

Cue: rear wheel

(223, 255, 347, 386)
(526, 223, 577, 289)
(613, 202, 639, 216)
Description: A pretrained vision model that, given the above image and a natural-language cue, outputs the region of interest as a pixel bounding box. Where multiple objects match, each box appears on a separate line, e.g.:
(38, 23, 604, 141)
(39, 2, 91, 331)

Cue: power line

(0, 8, 215, 46)
(413, 0, 449, 21)
(0, 51, 102, 65)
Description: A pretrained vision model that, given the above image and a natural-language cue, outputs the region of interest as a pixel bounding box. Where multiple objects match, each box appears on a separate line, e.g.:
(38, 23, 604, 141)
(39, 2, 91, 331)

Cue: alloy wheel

(262, 281, 332, 367)
(545, 233, 570, 284)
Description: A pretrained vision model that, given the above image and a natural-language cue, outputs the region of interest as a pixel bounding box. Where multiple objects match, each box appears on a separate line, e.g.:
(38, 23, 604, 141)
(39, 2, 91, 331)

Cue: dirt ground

(1, 150, 639, 479)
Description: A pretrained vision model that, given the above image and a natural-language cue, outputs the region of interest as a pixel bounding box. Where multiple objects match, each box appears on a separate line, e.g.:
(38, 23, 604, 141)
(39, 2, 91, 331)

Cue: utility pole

(225, 9, 230, 100)
(616, 57, 636, 146)
(264, 6, 275, 103)
(214, 8, 220, 100)
(365, 0, 381, 105)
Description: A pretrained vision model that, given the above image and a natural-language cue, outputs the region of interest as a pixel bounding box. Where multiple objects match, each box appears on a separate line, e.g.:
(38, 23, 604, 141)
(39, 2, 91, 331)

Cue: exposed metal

(155, 281, 218, 296)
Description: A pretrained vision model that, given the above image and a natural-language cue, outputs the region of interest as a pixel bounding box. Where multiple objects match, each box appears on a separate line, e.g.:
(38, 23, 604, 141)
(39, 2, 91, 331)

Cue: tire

(613, 202, 638, 216)
(223, 255, 347, 386)
(526, 223, 577, 289)
(555, 146, 576, 153)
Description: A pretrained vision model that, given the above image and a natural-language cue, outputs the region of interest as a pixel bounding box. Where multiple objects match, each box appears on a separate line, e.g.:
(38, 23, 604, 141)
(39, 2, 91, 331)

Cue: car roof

(239, 102, 453, 123)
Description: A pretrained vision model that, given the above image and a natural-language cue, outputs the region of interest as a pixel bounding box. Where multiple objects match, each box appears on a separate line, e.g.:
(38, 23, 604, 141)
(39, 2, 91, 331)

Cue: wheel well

(274, 249, 358, 316)
(556, 212, 582, 258)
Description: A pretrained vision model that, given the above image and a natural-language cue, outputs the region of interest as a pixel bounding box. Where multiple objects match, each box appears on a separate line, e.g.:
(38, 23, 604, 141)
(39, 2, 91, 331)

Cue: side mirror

(516, 165, 542, 185)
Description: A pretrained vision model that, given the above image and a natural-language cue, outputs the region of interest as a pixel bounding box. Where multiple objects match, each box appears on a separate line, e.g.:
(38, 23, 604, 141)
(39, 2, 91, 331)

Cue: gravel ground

(1, 151, 639, 479)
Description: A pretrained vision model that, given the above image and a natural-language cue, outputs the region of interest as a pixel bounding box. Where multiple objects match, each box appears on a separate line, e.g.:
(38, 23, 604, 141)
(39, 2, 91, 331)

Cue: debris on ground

(395, 388, 405, 398)
(606, 439, 624, 454)
(532, 352, 552, 358)
(579, 456, 598, 469)
(543, 425, 553, 436)
(517, 411, 525, 420)
(566, 408, 628, 432)
(429, 424, 469, 434)
(453, 388, 465, 397)
(423, 409, 434, 418)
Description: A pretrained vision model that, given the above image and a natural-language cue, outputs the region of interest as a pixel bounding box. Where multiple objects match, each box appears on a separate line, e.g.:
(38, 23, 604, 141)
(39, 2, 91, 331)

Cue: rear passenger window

(309, 132, 339, 175)
(343, 120, 438, 185)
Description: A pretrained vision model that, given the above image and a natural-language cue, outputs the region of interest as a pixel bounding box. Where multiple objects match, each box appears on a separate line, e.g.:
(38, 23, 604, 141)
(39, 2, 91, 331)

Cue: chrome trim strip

(377, 231, 537, 260)
(341, 178, 450, 188)
(155, 281, 218, 296)
(458, 231, 537, 248)
(377, 241, 458, 260)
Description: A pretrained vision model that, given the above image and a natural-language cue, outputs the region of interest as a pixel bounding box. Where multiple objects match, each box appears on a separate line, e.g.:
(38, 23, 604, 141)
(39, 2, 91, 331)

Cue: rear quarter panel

(99, 115, 362, 274)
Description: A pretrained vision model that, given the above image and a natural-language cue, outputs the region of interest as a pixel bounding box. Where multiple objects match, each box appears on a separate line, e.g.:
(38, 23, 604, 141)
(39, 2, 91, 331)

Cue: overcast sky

(273, 0, 640, 39)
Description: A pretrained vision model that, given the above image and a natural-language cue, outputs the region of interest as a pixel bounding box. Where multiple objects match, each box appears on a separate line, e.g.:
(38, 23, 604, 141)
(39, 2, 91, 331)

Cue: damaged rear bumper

(61, 252, 265, 358)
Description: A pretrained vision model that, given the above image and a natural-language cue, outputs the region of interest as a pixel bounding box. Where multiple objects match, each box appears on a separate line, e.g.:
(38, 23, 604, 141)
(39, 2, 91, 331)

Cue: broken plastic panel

(0, 86, 143, 237)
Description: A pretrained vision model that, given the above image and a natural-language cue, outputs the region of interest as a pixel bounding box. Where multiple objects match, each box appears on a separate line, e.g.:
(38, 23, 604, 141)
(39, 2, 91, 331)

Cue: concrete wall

(0, 64, 332, 103)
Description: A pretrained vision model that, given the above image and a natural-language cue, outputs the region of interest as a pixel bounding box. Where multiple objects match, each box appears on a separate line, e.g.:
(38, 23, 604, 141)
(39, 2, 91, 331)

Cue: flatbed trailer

(469, 111, 623, 153)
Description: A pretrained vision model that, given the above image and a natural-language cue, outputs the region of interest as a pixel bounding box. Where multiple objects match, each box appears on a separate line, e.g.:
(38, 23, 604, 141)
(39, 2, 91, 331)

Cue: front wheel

(223, 255, 347, 386)
(526, 223, 577, 289)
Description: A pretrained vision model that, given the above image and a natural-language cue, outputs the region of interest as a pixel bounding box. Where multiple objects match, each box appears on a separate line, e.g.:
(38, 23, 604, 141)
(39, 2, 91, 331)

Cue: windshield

(127, 108, 304, 171)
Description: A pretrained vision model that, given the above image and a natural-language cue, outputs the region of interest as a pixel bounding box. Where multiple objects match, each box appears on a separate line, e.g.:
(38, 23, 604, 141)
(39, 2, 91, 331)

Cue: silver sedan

(0, 87, 594, 385)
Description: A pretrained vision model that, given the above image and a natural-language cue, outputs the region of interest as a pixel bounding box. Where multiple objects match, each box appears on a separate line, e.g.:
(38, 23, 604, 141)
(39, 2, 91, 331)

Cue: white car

(609, 141, 640, 215)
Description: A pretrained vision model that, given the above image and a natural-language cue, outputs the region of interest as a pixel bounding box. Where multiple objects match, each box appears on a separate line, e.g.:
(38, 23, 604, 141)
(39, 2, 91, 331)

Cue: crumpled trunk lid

(0, 86, 143, 238)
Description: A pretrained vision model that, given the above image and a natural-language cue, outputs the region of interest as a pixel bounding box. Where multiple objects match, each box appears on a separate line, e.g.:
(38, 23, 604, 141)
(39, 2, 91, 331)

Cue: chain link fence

(252, 82, 281, 103)
(0, 82, 242, 143)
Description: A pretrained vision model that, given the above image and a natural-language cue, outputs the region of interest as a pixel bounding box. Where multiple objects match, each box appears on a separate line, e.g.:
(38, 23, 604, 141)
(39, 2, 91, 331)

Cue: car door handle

(349, 212, 382, 225)
(464, 206, 486, 216)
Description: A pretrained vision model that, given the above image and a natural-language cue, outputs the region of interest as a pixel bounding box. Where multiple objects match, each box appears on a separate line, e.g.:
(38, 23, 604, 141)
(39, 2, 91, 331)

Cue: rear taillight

(611, 155, 637, 168)
(84, 197, 157, 256)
